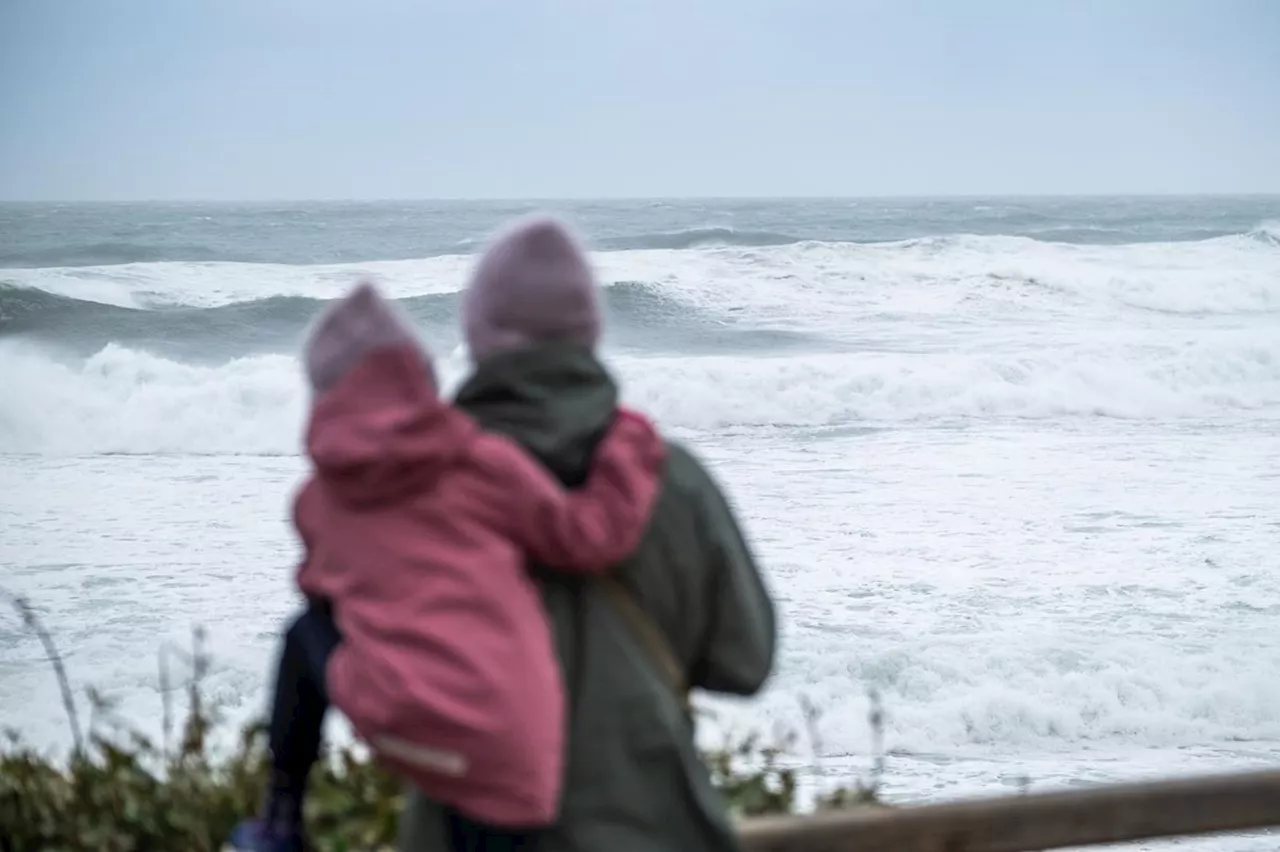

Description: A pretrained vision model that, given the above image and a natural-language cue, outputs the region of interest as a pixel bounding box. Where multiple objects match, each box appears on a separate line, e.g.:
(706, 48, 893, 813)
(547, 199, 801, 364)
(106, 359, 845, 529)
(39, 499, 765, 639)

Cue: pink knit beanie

(462, 215, 602, 361)
(303, 281, 434, 394)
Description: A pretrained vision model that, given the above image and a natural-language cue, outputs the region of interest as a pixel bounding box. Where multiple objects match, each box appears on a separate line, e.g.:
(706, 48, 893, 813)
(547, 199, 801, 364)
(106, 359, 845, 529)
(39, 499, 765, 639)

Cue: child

(227, 282, 665, 852)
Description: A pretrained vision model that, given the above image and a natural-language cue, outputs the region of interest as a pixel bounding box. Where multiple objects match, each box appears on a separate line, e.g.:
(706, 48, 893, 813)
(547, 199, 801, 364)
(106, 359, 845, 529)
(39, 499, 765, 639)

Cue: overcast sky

(1, 0, 1277, 200)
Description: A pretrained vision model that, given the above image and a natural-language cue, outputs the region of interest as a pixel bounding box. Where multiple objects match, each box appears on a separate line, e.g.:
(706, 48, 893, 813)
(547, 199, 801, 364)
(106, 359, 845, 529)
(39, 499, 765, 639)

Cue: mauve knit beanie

(303, 281, 433, 394)
(462, 215, 601, 361)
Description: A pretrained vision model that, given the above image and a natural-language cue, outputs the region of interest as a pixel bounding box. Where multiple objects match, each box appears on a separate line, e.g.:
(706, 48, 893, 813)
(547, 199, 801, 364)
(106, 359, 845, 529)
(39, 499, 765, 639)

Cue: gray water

(3, 196, 1278, 268)
(2, 197, 1280, 851)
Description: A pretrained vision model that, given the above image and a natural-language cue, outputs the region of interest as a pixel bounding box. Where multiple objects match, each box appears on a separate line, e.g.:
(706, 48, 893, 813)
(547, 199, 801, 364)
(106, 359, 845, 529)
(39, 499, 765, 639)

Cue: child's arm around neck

(489, 407, 666, 574)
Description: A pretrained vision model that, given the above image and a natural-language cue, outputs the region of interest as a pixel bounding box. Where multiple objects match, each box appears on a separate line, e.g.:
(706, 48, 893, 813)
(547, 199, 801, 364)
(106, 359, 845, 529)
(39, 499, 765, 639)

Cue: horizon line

(3, 191, 1280, 205)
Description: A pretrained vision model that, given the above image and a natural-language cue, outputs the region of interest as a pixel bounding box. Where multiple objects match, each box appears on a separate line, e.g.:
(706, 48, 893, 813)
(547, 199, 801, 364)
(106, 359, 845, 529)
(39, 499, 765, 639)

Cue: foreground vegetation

(0, 596, 885, 852)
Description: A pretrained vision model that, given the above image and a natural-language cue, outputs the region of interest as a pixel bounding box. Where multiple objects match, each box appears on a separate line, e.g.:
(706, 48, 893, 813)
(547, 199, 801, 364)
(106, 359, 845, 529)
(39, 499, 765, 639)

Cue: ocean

(2, 197, 1279, 849)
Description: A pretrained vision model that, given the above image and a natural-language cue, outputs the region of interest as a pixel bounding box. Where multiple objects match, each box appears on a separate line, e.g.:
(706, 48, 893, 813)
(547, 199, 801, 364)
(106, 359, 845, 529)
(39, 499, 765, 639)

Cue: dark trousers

(267, 603, 545, 850)
(268, 603, 341, 802)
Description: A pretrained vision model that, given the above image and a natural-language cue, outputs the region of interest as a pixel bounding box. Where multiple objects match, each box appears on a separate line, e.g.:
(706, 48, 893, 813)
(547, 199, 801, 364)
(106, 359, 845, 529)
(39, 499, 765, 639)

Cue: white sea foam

(0, 344, 305, 455)
(2, 333, 1277, 455)
(3, 420, 1278, 828)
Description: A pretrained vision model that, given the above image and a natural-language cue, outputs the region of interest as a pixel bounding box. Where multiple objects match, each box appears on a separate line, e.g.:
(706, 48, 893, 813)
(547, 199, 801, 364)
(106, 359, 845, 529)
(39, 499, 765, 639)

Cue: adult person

(397, 216, 777, 852)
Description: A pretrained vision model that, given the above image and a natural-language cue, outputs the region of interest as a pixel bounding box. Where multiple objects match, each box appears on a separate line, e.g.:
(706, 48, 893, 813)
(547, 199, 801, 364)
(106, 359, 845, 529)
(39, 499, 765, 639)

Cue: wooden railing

(738, 768, 1280, 851)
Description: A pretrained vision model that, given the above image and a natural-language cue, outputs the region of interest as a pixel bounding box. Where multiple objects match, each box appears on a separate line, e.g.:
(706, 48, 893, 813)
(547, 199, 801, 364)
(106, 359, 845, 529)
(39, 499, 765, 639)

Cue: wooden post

(738, 769, 1280, 852)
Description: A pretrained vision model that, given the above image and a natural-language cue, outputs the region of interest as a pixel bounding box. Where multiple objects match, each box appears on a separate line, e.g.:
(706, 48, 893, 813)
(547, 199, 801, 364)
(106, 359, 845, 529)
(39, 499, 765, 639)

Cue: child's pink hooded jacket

(293, 283, 665, 827)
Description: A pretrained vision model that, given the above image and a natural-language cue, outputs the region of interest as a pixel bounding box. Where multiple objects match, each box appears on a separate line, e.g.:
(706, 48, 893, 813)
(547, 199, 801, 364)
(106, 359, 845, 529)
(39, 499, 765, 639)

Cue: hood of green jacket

(452, 343, 617, 487)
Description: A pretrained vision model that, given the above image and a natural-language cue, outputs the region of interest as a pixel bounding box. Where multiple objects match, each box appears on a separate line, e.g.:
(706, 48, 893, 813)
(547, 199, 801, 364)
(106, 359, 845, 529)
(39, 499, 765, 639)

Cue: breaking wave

(2, 338, 1277, 455)
(3, 227, 1278, 455)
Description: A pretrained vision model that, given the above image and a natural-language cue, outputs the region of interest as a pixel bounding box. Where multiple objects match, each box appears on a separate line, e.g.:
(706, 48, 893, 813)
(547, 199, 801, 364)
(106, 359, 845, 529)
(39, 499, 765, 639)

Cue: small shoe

(223, 818, 306, 852)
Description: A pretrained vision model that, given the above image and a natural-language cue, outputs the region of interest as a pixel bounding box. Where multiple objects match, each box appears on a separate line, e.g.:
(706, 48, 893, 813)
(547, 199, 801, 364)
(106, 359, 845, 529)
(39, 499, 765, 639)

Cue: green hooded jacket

(397, 344, 777, 852)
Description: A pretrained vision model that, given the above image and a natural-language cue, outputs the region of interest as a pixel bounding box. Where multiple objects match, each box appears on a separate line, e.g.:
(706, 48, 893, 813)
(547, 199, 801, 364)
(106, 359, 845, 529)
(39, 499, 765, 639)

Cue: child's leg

(264, 603, 342, 828)
(228, 603, 342, 850)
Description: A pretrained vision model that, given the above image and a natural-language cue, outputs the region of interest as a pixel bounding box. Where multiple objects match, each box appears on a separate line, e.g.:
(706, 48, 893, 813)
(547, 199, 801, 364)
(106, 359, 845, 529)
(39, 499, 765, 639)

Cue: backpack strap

(598, 576, 692, 715)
